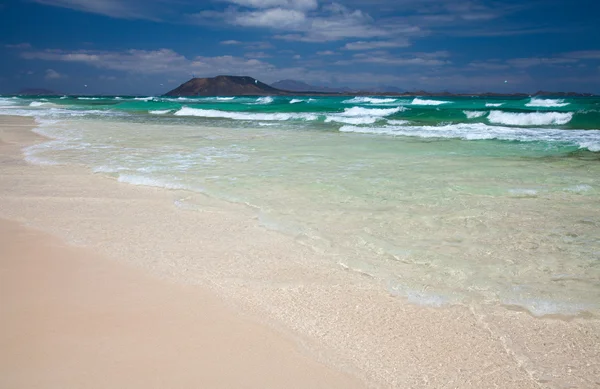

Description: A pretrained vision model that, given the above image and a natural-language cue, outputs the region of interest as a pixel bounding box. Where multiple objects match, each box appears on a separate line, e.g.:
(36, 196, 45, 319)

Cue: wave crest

(525, 98, 570, 108)
(173, 107, 317, 121)
(488, 111, 573, 126)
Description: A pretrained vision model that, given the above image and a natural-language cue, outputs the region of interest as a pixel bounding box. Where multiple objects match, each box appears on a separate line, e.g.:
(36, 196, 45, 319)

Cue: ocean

(1, 94, 599, 317)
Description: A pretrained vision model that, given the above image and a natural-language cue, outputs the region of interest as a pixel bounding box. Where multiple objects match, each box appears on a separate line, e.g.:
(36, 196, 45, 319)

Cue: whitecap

(289, 99, 303, 104)
(411, 98, 451, 106)
(254, 96, 274, 104)
(485, 103, 504, 107)
(149, 110, 171, 115)
(216, 97, 235, 101)
(338, 122, 600, 151)
(325, 116, 380, 125)
(339, 106, 404, 117)
(525, 98, 570, 108)
(343, 97, 397, 104)
(464, 111, 486, 119)
(173, 107, 317, 121)
(134, 97, 155, 102)
(487, 111, 572, 126)
(387, 120, 410, 125)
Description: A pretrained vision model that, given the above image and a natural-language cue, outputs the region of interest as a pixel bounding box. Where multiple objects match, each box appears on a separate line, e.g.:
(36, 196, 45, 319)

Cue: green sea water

(2, 94, 599, 316)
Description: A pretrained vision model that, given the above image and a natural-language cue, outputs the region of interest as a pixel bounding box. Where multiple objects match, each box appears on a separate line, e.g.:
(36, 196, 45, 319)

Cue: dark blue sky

(1, 0, 599, 94)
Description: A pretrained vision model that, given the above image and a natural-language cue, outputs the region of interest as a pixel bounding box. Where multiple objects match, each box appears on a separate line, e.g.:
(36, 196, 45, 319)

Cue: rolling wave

(487, 111, 573, 126)
(525, 98, 570, 108)
(339, 122, 600, 151)
(343, 97, 398, 104)
(464, 111, 486, 119)
(411, 98, 451, 106)
(173, 107, 317, 121)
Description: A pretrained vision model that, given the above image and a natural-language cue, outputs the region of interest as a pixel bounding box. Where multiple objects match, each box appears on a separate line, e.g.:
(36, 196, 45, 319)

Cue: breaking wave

(526, 98, 570, 108)
(339, 122, 600, 151)
(464, 111, 486, 119)
(173, 107, 317, 121)
(487, 111, 573, 126)
(343, 97, 398, 104)
(254, 96, 274, 104)
(485, 103, 504, 107)
(411, 98, 451, 106)
(149, 110, 172, 115)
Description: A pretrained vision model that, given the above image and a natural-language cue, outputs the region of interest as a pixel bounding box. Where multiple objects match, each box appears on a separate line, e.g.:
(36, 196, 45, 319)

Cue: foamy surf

(343, 97, 398, 104)
(174, 107, 317, 121)
(487, 111, 573, 126)
(339, 122, 600, 151)
(464, 111, 486, 119)
(526, 98, 570, 108)
(411, 98, 451, 106)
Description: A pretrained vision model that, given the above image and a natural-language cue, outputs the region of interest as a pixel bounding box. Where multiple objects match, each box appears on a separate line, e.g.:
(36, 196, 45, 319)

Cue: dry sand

(0, 115, 599, 388)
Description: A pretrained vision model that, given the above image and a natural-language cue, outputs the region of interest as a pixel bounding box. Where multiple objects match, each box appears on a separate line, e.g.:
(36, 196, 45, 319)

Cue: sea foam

(174, 107, 317, 121)
(526, 98, 570, 108)
(411, 98, 451, 106)
(487, 111, 573, 126)
(339, 122, 600, 151)
(343, 97, 398, 104)
(254, 96, 274, 104)
(464, 111, 486, 119)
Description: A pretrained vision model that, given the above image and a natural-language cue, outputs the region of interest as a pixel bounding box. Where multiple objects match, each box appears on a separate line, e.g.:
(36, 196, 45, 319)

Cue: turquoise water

(2, 94, 599, 316)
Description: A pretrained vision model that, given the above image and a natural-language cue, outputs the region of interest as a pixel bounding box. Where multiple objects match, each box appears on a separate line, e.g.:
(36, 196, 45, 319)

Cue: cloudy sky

(1, 0, 599, 94)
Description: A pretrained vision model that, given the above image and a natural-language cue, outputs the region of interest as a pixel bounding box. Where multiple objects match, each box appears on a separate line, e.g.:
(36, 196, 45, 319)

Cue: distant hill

(270, 79, 351, 93)
(18, 88, 61, 95)
(165, 75, 282, 96)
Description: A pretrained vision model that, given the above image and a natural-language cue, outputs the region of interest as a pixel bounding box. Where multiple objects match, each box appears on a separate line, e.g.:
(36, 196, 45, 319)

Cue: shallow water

(2, 94, 599, 316)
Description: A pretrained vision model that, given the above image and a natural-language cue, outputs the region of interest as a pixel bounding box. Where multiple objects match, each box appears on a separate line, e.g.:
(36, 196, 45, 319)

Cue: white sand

(0, 115, 598, 388)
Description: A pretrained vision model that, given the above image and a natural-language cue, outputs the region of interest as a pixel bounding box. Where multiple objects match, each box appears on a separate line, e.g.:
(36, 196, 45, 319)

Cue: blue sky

(1, 0, 599, 94)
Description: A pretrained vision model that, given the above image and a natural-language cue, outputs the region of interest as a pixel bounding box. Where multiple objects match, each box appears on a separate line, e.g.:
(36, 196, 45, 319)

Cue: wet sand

(0, 115, 598, 388)
(0, 117, 363, 389)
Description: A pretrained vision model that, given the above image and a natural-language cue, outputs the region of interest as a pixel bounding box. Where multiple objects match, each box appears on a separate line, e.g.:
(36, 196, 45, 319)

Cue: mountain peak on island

(165, 75, 283, 96)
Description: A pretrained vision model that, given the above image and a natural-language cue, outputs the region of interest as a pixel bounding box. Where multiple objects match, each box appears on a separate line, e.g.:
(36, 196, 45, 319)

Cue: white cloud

(19, 46, 415, 87)
(563, 51, 600, 60)
(468, 60, 510, 71)
(233, 8, 307, 28)
(45, 69, 65, 79)
(343, 40, 410, 50)
(31, 0, 158, 20)
(337, 51, 451, 67)
(316, 50, 337, 55)
(224, 0, 318, 11)
(507, 57, 578, 68)
(244, 51, 271, 58)
(5, 43, 32, 49)
(192, 2, 394, 42)
(220, 40, 243, 45)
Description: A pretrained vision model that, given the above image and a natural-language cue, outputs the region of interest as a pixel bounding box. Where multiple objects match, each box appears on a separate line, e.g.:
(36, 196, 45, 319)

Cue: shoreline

(1, 115, 599, 388)
(0, 116, 364, 388)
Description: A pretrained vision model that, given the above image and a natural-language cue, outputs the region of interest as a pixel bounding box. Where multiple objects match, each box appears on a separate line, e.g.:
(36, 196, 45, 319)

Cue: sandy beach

(0, 117, 364, 388)
(1, 115, 599, 388)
